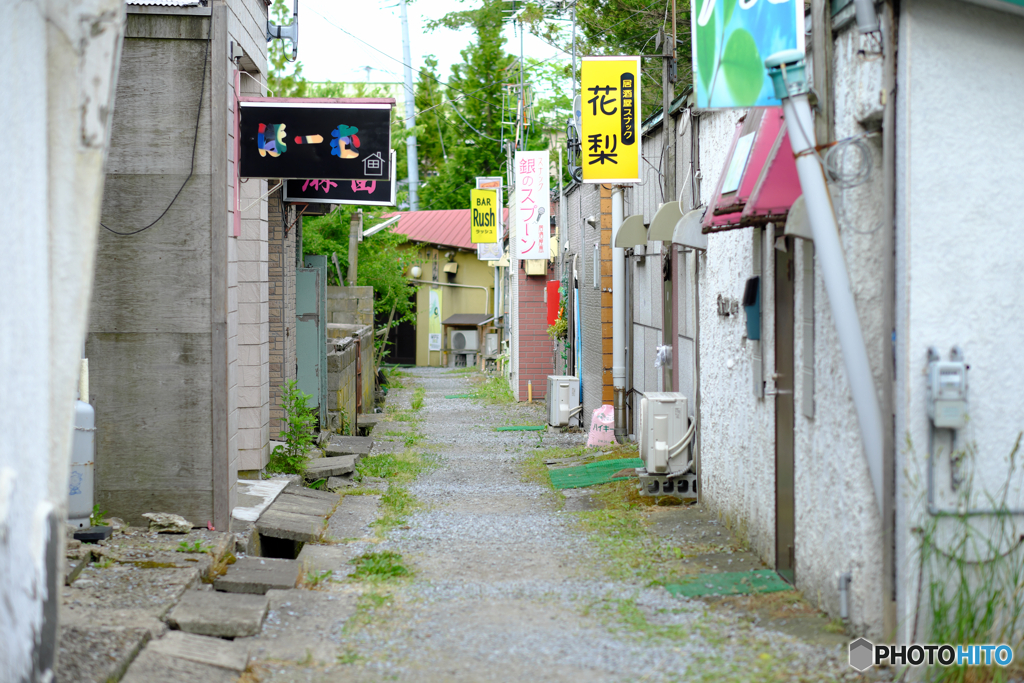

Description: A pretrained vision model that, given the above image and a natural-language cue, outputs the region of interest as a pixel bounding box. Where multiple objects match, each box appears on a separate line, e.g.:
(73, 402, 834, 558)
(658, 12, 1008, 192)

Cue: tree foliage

(301, 206, 421, 331)
(267, 0, 307, 98)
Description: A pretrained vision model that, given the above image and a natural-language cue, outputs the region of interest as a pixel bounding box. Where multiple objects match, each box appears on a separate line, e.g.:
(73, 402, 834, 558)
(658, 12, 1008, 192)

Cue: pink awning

(702, 107, 801, 234)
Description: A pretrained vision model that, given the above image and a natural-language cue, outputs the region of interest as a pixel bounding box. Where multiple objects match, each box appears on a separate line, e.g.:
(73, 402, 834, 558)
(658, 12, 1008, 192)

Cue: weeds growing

(176, 539, 210, 554)
(267, 380, 316, 476)
(350, 551, 411, 581)
(477, 375, 514, 404)
(411, 387, 425, 411)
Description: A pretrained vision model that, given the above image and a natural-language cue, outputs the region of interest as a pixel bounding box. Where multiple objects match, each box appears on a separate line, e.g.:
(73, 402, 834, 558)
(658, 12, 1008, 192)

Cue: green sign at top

(692, 0, 805, 109)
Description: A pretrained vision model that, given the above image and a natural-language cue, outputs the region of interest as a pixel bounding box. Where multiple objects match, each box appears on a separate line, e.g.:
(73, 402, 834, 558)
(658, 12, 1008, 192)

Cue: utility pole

(661, 22, 676, 204)
(348, 210, 362, 285)
(399, 0, 420, 210)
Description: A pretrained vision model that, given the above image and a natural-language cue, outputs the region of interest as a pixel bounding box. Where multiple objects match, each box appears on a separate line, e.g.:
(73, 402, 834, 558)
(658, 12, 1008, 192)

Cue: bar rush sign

(284, 151, 397, 206)
(238, 98, 393, 180)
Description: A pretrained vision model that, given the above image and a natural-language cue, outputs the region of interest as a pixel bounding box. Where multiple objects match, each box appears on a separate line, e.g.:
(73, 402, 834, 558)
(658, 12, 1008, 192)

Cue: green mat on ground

(495, 425, 547, 432)
(663, 570, 793, 598)
(548, 458, 644, 489)
(444, 393, 479, 399)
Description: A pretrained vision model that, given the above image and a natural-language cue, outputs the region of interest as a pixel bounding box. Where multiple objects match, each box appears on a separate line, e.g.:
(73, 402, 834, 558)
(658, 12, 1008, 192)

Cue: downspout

(767, 52, 885, 515)
(612, 187, 627, 443)
(407, 279, 490, 316)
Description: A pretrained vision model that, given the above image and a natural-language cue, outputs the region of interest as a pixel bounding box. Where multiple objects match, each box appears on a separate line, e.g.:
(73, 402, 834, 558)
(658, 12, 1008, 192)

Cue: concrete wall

(327, 325, 374, 432)
(327, 285, 374, 328)
(411, 247, 493, 367)
(327, 285, 375, 414)
(268, 189, 297, 440)
(88, 2, 268, 526)
(0, 1, 123, 677)
(894, 0, 1024, 644)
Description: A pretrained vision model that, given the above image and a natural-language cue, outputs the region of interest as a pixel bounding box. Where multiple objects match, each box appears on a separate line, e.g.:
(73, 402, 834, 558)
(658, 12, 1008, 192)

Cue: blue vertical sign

(691, 0, 805, 109)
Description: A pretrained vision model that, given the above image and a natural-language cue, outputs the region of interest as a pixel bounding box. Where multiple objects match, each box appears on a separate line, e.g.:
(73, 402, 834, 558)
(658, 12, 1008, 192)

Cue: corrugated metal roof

(386, 209, 509, 251)
(127, 0, 201, 5)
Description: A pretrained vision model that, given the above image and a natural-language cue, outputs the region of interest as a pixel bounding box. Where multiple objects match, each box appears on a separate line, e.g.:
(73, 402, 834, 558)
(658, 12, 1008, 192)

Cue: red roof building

(385, 209, 510, 250)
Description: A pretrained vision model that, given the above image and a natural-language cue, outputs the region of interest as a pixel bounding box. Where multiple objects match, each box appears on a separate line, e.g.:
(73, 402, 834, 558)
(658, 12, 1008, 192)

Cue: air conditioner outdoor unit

(637, 392, 696, 499)
(450, 329, 479, 352)
(485, 333, 499, 357)
(546, 375, 580, 427)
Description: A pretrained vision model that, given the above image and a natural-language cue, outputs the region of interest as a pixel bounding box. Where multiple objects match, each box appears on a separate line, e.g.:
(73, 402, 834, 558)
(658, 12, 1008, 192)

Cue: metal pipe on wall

(612, 187, 627, 442)
(407, 279, 491, 316)
(767, 52, 885, 515)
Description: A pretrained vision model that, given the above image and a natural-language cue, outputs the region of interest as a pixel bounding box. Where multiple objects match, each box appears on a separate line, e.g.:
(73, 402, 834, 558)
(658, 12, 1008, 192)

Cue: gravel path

(253, 368, 864, 682)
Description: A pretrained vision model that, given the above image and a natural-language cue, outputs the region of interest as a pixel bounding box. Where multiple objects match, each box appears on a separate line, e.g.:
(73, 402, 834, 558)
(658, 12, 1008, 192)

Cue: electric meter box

(546, 375, 580, 427)
(927, 360, 968, 429)
(638, 392, 689, 474)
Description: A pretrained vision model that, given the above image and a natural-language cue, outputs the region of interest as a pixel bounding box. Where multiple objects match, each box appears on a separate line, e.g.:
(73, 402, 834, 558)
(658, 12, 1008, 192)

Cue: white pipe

(612, 188, 627, 440)
(407, 279, 490, 316)
(780, 91, 885, 516)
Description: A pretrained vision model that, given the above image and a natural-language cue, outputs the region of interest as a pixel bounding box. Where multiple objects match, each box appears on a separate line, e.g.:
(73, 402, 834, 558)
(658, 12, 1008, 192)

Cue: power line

(101, 30, 210, 236)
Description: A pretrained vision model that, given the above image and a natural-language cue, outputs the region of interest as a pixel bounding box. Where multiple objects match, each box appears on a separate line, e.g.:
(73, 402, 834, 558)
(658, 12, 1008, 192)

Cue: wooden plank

(107, 38, 213, 175)
(210, 4, 231, 534)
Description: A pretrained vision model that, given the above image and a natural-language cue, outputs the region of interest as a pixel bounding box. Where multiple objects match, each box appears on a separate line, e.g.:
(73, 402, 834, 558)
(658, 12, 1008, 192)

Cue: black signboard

(238, 100, 392, 180)
(284, 152, 396, 206)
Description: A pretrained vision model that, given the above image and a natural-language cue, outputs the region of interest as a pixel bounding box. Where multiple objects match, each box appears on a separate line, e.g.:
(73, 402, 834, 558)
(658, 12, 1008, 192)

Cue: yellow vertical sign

(470, 189, 498, 243)
(581, 57, 641, 184)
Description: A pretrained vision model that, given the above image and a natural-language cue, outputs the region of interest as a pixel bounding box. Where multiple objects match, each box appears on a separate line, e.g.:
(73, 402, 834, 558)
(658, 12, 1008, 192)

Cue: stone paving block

(166, 590, 269, 638)
(238, 589, 358, 664)
(120, 650, 238, 683)
(326, 435, 374, 456)
(56, 624, 155, 683)
(296, 544, 357, 577)
(303, 454, 357, 478)
(324, 495, 380, 541)
(357, 413, 384, 432)
(282, 485, 342, 504)
(269, 492, 337, 516)
(121, 631, 249, 683)
(256, 509, 325, 542)
(326, 475, 356, 490)
(214, 556, 300, 594)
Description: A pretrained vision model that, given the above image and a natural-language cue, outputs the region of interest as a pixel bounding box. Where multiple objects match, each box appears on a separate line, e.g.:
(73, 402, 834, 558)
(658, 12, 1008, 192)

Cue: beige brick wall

(268, 187, 297, 439)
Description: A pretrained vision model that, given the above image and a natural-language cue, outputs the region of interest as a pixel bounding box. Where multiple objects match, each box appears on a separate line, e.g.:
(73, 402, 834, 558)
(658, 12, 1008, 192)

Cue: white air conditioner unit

(450, 329, 479, 352)
(546, 375, 580, 427)
(485, 333, 499, 356)
(638, 393, 692, 475)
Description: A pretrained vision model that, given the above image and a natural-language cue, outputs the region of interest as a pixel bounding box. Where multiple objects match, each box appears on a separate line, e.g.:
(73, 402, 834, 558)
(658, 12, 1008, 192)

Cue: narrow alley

(238, 368, 864, 682)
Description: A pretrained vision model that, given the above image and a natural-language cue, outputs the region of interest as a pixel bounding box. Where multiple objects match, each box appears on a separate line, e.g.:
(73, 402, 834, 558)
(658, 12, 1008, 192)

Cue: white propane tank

(68, 400, 95, 527)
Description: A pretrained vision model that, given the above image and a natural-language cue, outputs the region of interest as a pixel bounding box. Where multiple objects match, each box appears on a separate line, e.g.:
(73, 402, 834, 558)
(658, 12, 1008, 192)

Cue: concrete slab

(214, 556, 300, 594)
(56, 625, 155, 683)
(324, 495, 380, 541)
(120, 649, 238, 683)
(121, 632, 249, 683)
(326, 435, 374, 456)
(357, 413, 384, 431)
(166, 590, 269, 638)
(269, 492, 337, 517)
(238, 589, 358, 664)
(255, 509, 325, 543)
(303, 454, 357, 478)
(281, 485, 342, 504)
(326, 475, 356, 490)
(232, 477, 293, 523)
(62, 565, 199, 619)
(296, 544, 357, 578)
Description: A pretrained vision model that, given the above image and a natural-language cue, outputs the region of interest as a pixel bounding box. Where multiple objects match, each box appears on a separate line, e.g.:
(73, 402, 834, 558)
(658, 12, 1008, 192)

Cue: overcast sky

(296, 0, 565, 88)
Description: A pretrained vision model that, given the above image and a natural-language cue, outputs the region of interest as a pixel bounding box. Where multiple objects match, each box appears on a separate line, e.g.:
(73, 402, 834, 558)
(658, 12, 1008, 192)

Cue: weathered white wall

(895, 0, 1024, 644)
(0, 0, 124, 679)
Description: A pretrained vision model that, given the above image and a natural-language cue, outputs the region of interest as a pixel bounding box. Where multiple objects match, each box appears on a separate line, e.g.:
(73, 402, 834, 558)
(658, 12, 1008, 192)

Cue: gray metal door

(774, 236, 796, 583)
(296, 265, 325, 427)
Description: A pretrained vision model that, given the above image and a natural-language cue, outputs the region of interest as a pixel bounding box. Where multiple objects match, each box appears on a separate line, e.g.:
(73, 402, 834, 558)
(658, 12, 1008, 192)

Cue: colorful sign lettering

(580, 57, 641, 184)
(514, 151, 550, 260)
(471, 189, 498, 244)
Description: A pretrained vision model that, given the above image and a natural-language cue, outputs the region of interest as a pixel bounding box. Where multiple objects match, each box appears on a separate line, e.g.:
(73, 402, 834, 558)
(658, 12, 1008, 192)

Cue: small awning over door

(702, 107, 802, 234)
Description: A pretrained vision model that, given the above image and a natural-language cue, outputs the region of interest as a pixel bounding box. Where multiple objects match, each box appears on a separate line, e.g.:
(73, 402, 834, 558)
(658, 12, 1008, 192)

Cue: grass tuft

(350, 551, 412, 581)
(411, 387, 425, 411)
(477, 375, 514, 404)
